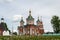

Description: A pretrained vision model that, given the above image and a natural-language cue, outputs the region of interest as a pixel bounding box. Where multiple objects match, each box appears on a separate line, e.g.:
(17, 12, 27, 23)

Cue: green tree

(51, 15, 60, 33)
(13, 32, 17, 35)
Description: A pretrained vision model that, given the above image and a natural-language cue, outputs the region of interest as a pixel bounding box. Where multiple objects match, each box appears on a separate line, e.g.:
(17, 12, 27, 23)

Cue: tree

(51, 15, 60, 33)
(13, 32, 17, 35)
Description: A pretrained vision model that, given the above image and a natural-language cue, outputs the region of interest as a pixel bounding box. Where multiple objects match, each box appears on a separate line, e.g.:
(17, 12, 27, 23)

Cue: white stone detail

(3, 31, 9, 36)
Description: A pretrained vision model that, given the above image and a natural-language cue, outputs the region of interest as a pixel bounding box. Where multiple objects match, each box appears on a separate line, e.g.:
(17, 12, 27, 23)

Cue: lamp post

(11, 21, 16, 40)
(11, 21, 14, 40)
(12, 23, 13, 36)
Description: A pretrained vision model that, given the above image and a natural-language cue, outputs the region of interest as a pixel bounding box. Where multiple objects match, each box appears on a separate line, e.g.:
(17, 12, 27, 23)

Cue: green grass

(0, 35, 60, 40)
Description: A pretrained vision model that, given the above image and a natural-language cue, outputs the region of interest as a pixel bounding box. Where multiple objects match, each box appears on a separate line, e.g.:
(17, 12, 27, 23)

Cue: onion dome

(20, 17, 24, 23)
(36, 16, 40, 23)
(27, 10, 34, 20)
(1, 18, 4, 20)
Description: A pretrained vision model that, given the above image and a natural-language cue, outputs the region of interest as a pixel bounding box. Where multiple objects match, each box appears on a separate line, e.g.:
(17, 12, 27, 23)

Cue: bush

(0, 35, 60, 40)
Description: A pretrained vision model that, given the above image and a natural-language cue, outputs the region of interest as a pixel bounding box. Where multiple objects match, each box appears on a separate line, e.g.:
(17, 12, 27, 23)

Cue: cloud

(5, 0, 14, 2)
(0, 0, 15, 3)
(4, 0, 15, 3)
(44, 30, 53, 33)
(13, 30, 17, 32)
(13, 15, 22, 22)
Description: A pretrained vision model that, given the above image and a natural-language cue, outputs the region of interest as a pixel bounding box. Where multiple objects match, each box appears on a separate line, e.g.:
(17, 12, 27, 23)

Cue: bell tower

(36, 16, 44, 34)
(36, 16, 40, 26)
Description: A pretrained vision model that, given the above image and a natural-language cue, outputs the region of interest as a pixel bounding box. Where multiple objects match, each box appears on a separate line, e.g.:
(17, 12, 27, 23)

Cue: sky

(0, 0, 60, 32)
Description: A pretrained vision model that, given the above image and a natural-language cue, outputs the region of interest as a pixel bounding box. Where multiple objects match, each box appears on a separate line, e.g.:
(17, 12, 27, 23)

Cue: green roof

(27, 15, 34, 20)
(20, 19, 24, 23)
(36, 19, 40, 22)
(20, 17, 24, 23)
(27, 10, 34, 20)
(36, 17, 40, 22)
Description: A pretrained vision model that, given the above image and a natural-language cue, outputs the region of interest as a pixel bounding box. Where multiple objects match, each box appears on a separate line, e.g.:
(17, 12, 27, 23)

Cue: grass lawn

(0, 35, 60, 40)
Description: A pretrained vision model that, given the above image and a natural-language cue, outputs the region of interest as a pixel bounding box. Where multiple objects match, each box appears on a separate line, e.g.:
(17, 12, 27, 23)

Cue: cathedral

(18, 10, 44, 35)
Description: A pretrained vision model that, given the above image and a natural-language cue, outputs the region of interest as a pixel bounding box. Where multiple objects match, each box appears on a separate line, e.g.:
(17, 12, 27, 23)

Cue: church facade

(18, 10, 44, 35)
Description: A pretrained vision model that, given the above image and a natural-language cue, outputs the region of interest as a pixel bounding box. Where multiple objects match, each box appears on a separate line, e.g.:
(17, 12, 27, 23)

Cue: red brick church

(18, 10, 44, 35)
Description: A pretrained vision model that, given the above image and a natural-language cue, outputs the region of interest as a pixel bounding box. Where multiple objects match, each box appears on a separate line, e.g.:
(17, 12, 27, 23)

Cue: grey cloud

(0, 0, 60, 32)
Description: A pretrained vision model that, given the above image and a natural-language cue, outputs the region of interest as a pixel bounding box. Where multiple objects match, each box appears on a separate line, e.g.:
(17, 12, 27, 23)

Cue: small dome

(20, 17, 24, 23)
(36, 17, 40, 22)
(1, 18, 4, 20)
(27, 15, 34, 20)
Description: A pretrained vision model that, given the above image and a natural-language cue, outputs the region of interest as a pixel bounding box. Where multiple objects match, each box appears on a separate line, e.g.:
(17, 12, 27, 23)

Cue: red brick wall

(0, 29, 3, 36)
